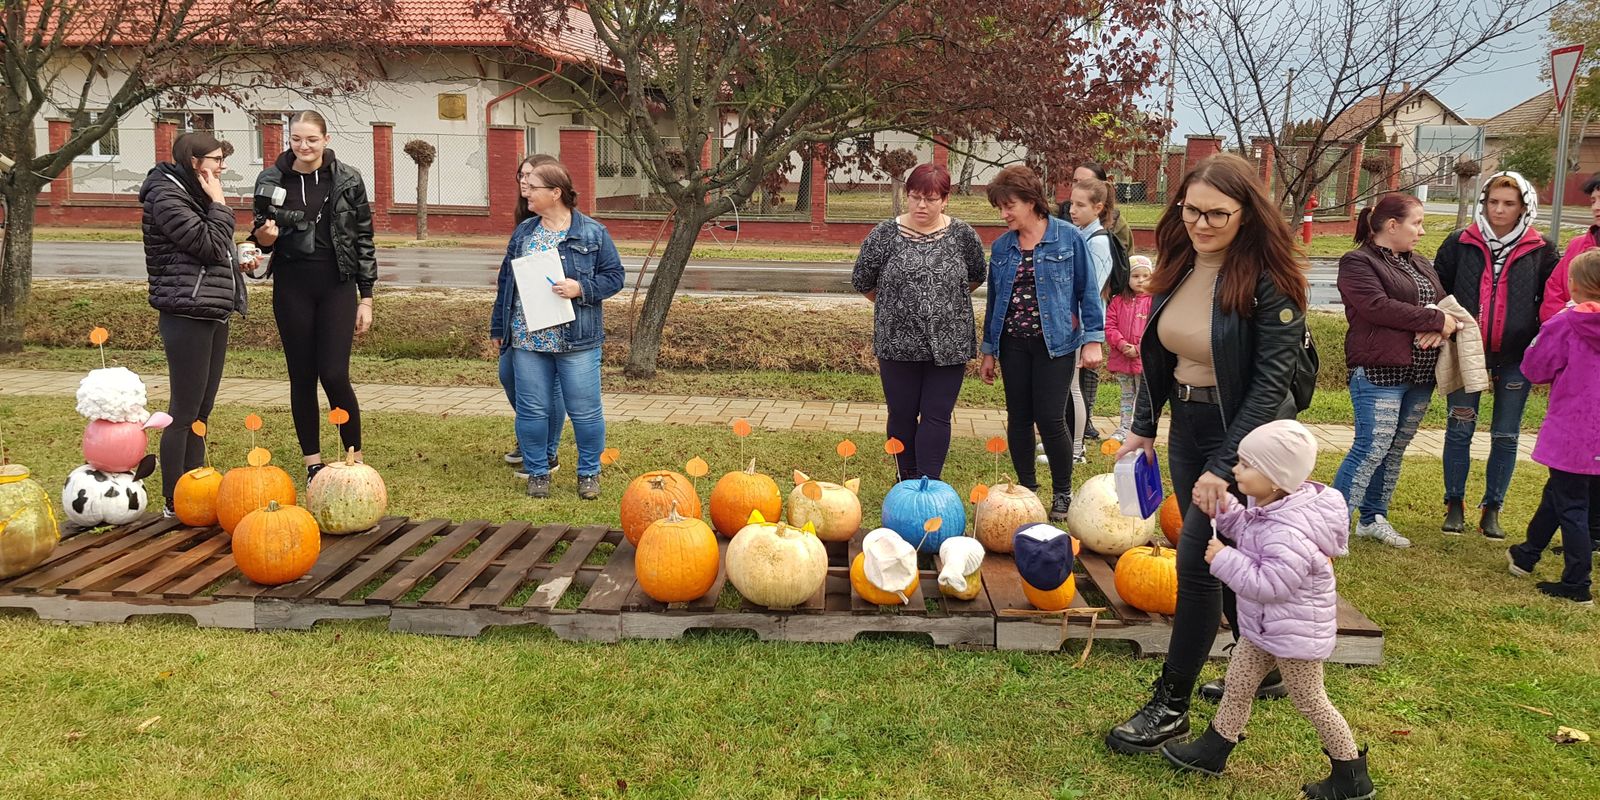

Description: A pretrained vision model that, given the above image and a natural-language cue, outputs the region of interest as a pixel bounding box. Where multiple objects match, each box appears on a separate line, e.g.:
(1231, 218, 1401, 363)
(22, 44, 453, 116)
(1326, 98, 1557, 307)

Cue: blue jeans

(500, 348, 564, 463)
(1333, 368, 1433, 524)
(1443, 361, 1529, 509)
(512, 346, 603, 477)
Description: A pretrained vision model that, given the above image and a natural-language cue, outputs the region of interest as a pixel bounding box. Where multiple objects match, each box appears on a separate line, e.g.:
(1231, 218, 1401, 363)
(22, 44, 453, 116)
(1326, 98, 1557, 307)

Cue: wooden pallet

(0, 515, 1384, 665)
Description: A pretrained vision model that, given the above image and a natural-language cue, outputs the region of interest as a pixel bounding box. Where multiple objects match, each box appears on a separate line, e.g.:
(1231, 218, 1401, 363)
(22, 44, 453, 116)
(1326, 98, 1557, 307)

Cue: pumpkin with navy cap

(1014, 522, 1078, 610)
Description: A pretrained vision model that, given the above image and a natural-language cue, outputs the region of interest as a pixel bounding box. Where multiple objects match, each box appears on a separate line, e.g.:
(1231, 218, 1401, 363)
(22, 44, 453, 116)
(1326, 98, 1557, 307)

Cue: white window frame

(70, 110, 120, 162)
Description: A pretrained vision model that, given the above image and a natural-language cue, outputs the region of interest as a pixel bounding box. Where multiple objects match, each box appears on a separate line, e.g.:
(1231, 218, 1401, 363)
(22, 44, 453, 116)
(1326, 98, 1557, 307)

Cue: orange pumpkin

(1159, 494, 1183, 546)
(232, 501, 321, 585)
(850, 552, 917, 605)
(709, 458, 782, 537)
(217, 464, 297, 534)
(173, 466, 223, 527)
(621, 471, 702, 545)
(1114, 539, 1179, 616)
(1022, 573, 1077, 611)
(634, 506, 720, 603)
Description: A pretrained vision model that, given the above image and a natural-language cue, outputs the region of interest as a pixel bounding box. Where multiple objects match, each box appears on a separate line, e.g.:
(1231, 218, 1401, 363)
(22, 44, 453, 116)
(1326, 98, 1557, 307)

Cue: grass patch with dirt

(0, 395, 1594, 800)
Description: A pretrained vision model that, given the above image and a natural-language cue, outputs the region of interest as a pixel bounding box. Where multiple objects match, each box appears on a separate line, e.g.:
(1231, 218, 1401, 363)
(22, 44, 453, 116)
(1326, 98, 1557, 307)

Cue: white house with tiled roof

(1480, 87, 1600, 181)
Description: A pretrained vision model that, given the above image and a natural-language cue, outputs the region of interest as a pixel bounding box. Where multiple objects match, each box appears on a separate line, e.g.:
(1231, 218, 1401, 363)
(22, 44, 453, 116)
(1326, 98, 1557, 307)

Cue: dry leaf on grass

(135, 716, 161, 733)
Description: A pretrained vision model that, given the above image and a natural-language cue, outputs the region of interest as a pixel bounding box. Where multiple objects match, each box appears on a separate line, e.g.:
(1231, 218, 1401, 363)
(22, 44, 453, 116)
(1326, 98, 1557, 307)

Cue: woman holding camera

(250, 110, 377, 486)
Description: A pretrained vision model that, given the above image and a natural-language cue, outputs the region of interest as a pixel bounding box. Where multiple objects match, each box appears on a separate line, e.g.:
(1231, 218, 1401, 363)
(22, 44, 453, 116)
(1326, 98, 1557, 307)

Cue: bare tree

(404, 139, 437, 241)
(878, 148, 919, 217)
(0, 0, 401, 352)
(1171, 0, 1561, 217)
(1453, 157, 1483, 230)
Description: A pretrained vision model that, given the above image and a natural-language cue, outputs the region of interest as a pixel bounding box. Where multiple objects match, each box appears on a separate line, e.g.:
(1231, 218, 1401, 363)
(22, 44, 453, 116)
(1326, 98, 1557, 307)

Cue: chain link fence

(390, 132, 484, 207)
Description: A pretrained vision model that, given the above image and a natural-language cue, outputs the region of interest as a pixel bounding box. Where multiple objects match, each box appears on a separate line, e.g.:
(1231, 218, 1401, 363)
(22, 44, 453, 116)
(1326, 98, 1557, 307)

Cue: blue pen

(545, 276, 557, 286)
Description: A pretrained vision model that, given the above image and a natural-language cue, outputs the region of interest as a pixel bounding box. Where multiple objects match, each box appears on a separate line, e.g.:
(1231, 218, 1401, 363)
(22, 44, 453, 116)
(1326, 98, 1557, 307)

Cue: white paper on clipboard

(510, 249, 575, 332)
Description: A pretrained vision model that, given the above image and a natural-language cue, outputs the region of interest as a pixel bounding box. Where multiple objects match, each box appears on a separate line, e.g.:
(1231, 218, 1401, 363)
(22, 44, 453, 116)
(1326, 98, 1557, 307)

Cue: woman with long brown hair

(1106, 153, 1311, 758)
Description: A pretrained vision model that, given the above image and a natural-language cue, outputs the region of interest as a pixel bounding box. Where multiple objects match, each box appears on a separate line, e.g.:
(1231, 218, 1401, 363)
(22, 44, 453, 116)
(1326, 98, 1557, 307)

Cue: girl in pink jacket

(1104, 256, 1153, 441)
(1162, 420, 1374, 800)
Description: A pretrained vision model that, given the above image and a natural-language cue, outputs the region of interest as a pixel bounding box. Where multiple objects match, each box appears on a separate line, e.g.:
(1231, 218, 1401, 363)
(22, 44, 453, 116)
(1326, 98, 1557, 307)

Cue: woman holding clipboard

(489, 158, 625, 499)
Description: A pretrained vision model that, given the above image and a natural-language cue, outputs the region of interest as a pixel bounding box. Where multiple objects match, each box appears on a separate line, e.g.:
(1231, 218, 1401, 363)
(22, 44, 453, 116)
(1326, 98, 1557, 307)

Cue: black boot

(1106, 670, 1191, 754)
(1480, 506, 1506, 540)
(1160, 724, 1238, 777)
(1442, 499, 1464, 534)
(1302, 746, 1375, 799)
(1198, 668, 1289, 703)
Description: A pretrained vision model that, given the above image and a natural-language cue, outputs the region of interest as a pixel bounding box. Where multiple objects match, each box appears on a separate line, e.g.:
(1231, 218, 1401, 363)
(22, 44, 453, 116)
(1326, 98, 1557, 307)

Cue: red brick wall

(487, 125, 526, 229)
(1184, 135, 1223, 174)
(1380, 144, 1402, 193)
(371, 123, 394, 227)
(1250, 137, 1275, 196)
(153, 121, 178, 165)
(47, 119, 72, 205)
(261, 119, 284, 170)
(559, 126, 597, 217)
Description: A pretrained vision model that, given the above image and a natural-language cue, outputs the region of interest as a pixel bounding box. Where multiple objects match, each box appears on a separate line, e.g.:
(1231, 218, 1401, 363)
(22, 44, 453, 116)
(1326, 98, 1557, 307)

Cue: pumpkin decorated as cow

(787, 470, 861, 542)
(723, 511, 827, 608)
(61, 456, 156, 530)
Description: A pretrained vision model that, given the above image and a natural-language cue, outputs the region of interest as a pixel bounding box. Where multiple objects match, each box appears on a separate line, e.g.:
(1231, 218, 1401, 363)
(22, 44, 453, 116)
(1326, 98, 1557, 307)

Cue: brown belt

(1174, 384, 1219, 404)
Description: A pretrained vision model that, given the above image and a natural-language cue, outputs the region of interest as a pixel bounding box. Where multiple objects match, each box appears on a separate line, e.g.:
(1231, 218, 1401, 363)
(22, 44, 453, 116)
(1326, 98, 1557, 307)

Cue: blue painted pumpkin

(881, 476, 966, 553)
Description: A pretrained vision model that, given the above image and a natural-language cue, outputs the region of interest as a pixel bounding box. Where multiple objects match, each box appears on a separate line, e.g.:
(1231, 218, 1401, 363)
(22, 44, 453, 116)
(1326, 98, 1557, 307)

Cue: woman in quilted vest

(139, 131, 251, 515)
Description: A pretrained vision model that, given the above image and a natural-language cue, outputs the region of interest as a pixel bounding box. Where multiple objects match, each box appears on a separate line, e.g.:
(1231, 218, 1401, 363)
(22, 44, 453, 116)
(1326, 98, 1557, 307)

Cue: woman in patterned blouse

(1333, 193, 1458, 547)
(852, 163, 987, 480)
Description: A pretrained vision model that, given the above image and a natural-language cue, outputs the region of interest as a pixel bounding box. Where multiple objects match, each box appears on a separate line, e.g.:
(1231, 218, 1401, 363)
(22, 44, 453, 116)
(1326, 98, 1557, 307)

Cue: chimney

(1402, 82, 1412, 94)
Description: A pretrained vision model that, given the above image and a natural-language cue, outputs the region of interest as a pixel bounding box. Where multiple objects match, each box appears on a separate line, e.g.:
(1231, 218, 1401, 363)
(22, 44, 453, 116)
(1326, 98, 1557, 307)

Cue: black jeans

(272, 261, 361, 457)
(878, 359, 965, 480)
(157, 313, 229, 502)
(1511, 468, 1598, 593)
(1165, 396, 1243, 694)
(999, 335, 1077, 494)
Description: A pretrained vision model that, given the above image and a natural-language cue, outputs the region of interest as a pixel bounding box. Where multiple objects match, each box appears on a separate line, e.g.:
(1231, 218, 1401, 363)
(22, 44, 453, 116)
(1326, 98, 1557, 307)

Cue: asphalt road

(30, 240, 1344, 305)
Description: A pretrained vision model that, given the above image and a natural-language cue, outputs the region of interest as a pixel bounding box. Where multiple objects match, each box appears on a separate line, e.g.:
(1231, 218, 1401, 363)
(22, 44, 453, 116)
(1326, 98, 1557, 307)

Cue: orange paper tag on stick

(985, 436, 1007, 454)
(685, 457, 709, 478)
(969, 484, 990, 504)
(244, 414, 263, 432)
(328, 408, 350, 426)
(600, 448, 620, 466)
(190, 420, 207, 437)
(923, 517, 942, 533)
(802, 481, 823, 501)
(731, 419, 752, 438)
(836, 439, 857, 459)
(89, 327, 109, 346)
(884, 437, 905, 456)
(246, 447, 272, 467)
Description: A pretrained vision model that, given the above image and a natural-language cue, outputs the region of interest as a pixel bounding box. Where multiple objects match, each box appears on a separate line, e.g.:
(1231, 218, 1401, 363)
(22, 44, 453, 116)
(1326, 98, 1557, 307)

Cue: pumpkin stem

(1149, 536, 1163, 557)
(664, 501, 683, 524)
(344, 447, 357, 466)
(745, 456, 758, 475)
(265, 500, 282, 512)
(648, 476, 665, 490)
(918, 476, 929, 491)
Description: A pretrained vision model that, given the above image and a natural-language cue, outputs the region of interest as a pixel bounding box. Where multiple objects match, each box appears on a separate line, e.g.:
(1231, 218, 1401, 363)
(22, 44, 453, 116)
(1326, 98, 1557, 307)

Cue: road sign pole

(1550, 44, 1586, 242)
(1553, 99, 1573, 238)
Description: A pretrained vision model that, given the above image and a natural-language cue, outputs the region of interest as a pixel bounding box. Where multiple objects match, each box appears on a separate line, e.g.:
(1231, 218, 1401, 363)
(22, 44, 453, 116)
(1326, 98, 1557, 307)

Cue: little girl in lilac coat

(1161, 419, 1375, 800)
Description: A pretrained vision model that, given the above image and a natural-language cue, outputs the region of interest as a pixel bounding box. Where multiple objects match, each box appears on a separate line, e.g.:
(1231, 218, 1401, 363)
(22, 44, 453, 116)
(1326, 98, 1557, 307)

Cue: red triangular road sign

(1553, 45, 1585, 113)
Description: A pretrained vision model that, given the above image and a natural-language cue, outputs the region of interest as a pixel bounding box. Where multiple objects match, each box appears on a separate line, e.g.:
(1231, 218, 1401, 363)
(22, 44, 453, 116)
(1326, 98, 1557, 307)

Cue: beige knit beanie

(1237, 419, 1318, 492)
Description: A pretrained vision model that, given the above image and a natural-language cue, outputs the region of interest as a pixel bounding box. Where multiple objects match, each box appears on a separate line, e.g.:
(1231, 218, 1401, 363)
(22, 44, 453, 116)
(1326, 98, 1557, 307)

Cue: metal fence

(391, 132, 485, 207)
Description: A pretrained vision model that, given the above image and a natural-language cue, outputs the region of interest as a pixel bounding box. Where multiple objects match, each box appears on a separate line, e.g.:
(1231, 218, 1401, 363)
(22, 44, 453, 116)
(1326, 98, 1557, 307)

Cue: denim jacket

(981, 215, 1105, 359)
(490, 210, 625, 351)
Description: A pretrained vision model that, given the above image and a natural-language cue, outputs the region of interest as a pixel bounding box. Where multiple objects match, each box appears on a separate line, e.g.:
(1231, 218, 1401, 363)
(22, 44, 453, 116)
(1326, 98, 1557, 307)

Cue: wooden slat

(362, 520, 490, 605)
(113, 534, 232, 597)
(57, 527, 210, 595)
(5, 518, 180, 592)
(260, 516, 411, 599)
(162, 554, 237, 598)
(1077, 551, 1151, 624)
(311, 519, 452, 603)
(931, 556, 996, 616)
(576, 536, 637, 613)
(418, 521, 530, 607)
(979, 554, 1032, 612)
(522, 525, 609, 611)
(470, 524, 571, 609)
(0, 516, 162, 589)
(1335, 594, 1383, 636)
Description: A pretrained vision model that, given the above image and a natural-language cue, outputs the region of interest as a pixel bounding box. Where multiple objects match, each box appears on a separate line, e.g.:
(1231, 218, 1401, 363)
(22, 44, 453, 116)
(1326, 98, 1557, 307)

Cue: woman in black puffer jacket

(140, 131, 252, 514)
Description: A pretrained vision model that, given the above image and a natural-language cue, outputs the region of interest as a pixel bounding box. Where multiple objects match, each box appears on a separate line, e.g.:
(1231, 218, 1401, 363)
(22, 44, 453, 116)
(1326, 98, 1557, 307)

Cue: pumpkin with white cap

(849, 527, 919, 605)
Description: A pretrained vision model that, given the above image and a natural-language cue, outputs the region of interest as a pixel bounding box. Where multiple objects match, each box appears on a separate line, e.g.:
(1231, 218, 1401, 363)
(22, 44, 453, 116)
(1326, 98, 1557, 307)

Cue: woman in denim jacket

(489, 159, 625, 499)
(978, 165, 1105, 520)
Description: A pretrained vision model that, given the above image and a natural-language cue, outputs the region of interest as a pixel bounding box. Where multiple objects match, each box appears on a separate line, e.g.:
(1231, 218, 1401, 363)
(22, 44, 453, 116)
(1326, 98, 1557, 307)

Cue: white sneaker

(1355, 515, 1411, 549)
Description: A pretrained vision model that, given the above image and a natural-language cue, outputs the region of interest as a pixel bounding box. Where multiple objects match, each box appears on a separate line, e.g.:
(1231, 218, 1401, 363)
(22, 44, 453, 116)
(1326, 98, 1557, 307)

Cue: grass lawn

(0, 395, 1596, 799)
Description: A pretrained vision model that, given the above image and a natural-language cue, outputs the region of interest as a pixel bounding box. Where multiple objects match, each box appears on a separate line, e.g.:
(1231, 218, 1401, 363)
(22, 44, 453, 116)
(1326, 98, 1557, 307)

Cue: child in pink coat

(1104, 256, 1153, 441)
(1161, 420, 1374, 800)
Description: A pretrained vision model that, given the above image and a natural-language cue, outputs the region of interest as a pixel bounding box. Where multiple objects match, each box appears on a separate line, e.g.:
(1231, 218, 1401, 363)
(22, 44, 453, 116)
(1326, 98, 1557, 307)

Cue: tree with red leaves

(0, 1, 403, 352)
(484, 0, 1168, 377)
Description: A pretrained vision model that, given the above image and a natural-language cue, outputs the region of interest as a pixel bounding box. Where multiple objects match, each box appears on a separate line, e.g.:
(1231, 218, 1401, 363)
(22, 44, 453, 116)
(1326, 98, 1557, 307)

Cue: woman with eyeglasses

(141, 131, 251, 516)
(489, 158, 624, 500)
(1106, 153, 1309, 756)
(852, 163, 987, 481)
(249, 110, 378, 486)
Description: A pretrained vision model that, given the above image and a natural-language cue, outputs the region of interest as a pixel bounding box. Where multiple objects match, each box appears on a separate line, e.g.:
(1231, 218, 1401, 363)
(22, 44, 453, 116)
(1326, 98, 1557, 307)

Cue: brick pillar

(810, 143, 828, 226)
(558, 126, 596, 217)
(1381, 143, 1402, 192)
(1344, 141, 1364, 217)
(491, 125, 530, 226)
(153, 120, 178, 164)
(1134, 152, 1159, 194)
(1184, 134, 1223, 174)
(1250, 136, 1275, 197)
(932, 138, 949, 171)
(47, 118, 72, 202)
(261, 115, 284, 170)
(370, 122, 394, 225)
(1163, 150, 1184, 203)
(700, 137, 713, 170)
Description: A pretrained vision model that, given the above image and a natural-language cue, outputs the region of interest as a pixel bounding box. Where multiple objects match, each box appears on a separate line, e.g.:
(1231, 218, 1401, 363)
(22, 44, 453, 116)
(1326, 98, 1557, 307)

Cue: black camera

(253, 185, 304, 227)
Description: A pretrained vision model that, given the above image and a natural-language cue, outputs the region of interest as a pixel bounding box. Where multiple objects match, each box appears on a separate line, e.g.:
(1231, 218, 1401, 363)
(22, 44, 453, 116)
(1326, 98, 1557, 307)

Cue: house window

(70, 110, 119, 158)
(525, 126, 538, 157)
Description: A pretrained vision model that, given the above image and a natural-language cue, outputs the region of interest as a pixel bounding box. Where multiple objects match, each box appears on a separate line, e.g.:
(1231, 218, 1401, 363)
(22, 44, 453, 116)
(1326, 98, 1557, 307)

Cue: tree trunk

(1455, 187, 1469, 232)
(793, 157, 813, 213)
(624, 212, 705, 378)
(415, 163, 430, 241)
(890, 175, 905, 217)
(0, 187, 39, 354)
(957, 142, 978, 195)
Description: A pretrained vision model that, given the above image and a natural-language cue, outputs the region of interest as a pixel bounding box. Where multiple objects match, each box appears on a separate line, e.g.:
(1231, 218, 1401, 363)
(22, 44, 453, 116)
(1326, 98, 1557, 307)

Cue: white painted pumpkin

(937, 536, 986, 600)
(724, 511, 828, 608)
(304, 450, 389, 534)
(973, 481, 1047, 553)
(786, 470, 862, 542)
(1066, 473, 1159, 556)
(61, 463, 151, 529)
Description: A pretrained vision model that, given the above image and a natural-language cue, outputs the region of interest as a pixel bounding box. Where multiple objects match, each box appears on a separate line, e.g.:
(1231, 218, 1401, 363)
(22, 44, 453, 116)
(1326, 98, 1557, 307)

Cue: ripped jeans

(1333, 368, 1433, 524)
(1443, 361, 1530, 509)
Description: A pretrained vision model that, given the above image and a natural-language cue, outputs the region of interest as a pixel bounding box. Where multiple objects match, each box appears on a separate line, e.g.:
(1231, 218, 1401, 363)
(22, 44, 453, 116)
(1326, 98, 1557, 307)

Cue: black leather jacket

(250, 149, 378, 298)
(1133, 264, 1308, 480)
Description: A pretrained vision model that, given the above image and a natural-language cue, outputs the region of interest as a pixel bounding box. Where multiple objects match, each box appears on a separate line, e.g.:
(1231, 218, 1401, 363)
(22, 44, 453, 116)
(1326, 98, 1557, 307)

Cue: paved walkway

(0, 368, 1531, 461)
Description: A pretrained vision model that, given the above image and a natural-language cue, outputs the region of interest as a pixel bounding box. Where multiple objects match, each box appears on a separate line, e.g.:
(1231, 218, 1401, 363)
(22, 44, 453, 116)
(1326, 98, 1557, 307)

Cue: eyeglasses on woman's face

(199, 153, 226, 167)
(1178, 202, 1239, 229)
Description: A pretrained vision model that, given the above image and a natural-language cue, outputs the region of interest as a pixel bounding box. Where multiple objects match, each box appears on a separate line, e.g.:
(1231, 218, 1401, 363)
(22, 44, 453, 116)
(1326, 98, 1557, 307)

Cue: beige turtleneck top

(1157, 249, 1224, 387)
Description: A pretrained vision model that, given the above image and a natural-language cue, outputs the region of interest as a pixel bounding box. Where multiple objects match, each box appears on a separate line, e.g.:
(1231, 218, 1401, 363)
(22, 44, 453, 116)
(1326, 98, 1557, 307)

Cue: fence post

(1381, 143, 1402, 192)
(558, 126, 597, 217)
(1163, 149, 1184, 203)
(1250, 136, 1275, 197)
(370, 122, 394, 228)
(260, 115, 284, 170)
(153, 120, 178, 165)
(488, 125, 530, 226)
(1344, 141, 1364, 217)
(810, 143, 828, 226)
(1184, 134, 1223, 174)
(47, 118, 72, 203)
